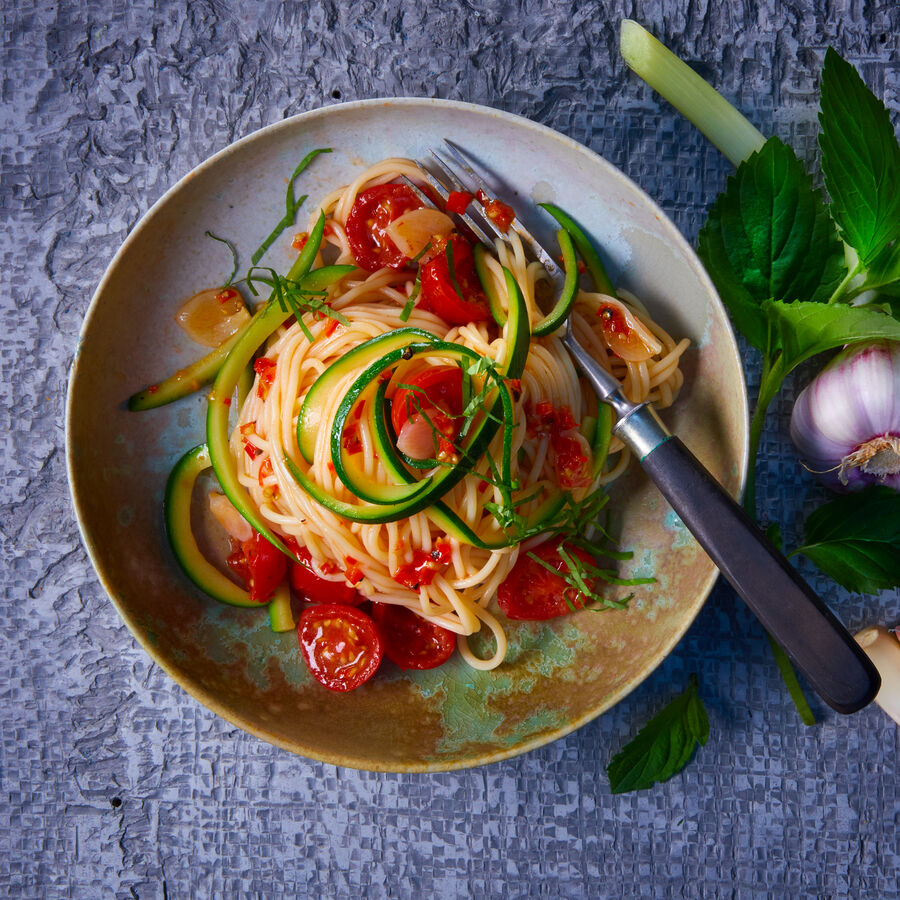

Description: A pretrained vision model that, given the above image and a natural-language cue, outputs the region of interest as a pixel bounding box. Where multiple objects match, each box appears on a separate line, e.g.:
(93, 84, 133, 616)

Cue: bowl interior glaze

(67, 99, 748, 772)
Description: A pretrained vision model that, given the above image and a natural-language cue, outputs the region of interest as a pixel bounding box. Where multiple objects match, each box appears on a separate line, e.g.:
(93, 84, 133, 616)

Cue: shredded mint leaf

(764, 299, 900, 375)
(697, 137, 846, 351)
(607, 675, 709, 793)
(792, 487, 900, 594)
(819, 48, 900, 269)
(204, 230, 239, 285)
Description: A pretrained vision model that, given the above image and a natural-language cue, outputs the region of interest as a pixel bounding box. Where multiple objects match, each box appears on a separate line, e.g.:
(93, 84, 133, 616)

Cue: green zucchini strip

(532, 229, 579, 336)
(474, 243, 506, 327)
(592, 402, 614, 479)
(164, 444, 257, 608)
(539, 203, 617, 297)
(267, 581, 295, 632)
(206, 213, 326, 557)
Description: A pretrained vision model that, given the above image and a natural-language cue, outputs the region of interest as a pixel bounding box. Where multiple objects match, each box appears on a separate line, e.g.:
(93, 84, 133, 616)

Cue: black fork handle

(622, 407, 880, 714)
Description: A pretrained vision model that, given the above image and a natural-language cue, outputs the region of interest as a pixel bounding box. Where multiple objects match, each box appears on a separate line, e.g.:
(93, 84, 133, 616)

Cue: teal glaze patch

(663, 509, 695, 549)
(411, 622, 583, 757)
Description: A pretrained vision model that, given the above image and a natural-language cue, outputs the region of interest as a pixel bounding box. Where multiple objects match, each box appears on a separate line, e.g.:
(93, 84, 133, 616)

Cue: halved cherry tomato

(226, 531, 287, 604)
(418, 236, 491, 325)
(497, 540, 595, 620)
(345, 184, 423, 271)
(289, 546, 363, 606)
(552, 431, 593, 490)
(391, 365, 464, 434)
(298, 604, 383, 691)
(371, 603, 456, 670)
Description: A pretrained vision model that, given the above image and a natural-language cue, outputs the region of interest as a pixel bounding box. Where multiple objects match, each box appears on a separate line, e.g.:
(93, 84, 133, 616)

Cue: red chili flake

(477, 479, 490, 494)
(323, 317, 340, 338)
(257, 457, 273, 487)
(147, 385, 159, 394)
(597, 304, 631, 336)
(342, 428, 362, 455)
(344, 557, 364, 585)
(320, 560, 339, 575)
(292, 231, 309, 252)
(223, 397, 232, 407)
(445, 190, 473, 214)
(327, 461, 336, 476)
(243, 440, 260, 460)
(254, 357, 277, 400)
(240, 422, 256, 435)
(475, 189, 515, 232)
(216, 287, 240, 304)
(392, 540, 452, 589)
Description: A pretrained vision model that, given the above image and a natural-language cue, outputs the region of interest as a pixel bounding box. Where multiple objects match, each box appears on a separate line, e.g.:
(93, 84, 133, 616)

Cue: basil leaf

(764, 299, 900, 375)
(793, 487, 900, 594)
(697, 137, 846, 351)
(606, 675, 708, 793)
(819, 48, 900, 268)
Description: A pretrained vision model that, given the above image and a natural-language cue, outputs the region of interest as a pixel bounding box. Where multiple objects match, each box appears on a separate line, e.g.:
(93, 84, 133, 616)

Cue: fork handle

(618, 408, 880, 714)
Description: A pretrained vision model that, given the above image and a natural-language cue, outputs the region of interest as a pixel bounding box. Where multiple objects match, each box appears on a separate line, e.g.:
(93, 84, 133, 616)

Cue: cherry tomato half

(345, 184, 423, 271)
(298, 604, 383, 691)
(390, 365, 464, 435)
(289, 547, 363, 606)
(371, 603, 457, 670)
(227, 532, 287, 604)
(418, 236, 491, 325)
(497, 540, 595, 621)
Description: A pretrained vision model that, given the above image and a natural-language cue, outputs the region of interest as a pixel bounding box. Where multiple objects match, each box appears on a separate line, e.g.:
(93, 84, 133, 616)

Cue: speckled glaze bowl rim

(67, 96, 749, 773)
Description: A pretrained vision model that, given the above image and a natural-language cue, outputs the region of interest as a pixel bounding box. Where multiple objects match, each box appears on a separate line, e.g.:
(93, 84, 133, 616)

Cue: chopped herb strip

(251, 148, 331, 266)
(411, 240, 432, 262)
(245, 265, 348, 344)
(445, 240, 467, 303)
(204, 230, 239, 285)
(400, 273, 422, 322)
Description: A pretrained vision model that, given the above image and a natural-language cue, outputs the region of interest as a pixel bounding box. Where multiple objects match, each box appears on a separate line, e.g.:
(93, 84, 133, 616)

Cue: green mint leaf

(764, 299, 900, 375)
(793, 486, 900, 594)
(819, 48, 900, 268)
(606, 674, 709, 793)
(862, 241, 900, 297)
(697, 137, 846, 351)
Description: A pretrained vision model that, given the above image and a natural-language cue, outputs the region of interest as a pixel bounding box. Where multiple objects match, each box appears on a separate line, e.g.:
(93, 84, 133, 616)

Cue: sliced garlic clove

(386, 208, 455, 259)
(176, 286, 251, 348)
(855, 625, 900, 725)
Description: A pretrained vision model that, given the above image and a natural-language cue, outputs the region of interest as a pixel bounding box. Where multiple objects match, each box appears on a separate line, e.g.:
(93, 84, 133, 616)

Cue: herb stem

(826, 258, 864, 305)
(744, 355, 817, 725)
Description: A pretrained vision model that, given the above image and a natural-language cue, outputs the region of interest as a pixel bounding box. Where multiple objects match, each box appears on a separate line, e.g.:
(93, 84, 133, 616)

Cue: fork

(415, 140, 879, 715)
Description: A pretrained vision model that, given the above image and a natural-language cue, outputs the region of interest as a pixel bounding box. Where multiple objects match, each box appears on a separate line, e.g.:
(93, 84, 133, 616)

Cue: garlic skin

(790, 341, 900, 492)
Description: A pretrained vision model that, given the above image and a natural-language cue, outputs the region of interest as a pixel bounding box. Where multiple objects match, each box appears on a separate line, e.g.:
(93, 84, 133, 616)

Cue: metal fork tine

(441, 139, 564, 283)
(400, 174, 495, 246)
(430, 151, 507, 244)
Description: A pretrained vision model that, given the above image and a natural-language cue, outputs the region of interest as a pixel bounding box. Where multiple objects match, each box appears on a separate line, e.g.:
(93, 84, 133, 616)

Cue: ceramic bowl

(67, 99, 748, 772)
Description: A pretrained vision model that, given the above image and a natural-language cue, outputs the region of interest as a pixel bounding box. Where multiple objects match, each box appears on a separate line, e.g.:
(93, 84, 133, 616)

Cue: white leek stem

(620, 19, 766, 167)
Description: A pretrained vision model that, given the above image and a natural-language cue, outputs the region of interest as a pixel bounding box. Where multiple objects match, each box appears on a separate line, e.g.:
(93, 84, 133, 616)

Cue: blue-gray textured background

(2, 1, 898, 897)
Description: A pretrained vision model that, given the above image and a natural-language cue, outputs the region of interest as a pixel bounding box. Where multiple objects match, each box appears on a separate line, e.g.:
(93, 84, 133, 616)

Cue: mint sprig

(607, 675, 709, 793)
(791, 487, 900, 594)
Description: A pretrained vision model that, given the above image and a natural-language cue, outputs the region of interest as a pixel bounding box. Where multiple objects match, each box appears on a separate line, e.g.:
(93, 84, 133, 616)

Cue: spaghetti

(227, 158, 689, 675)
